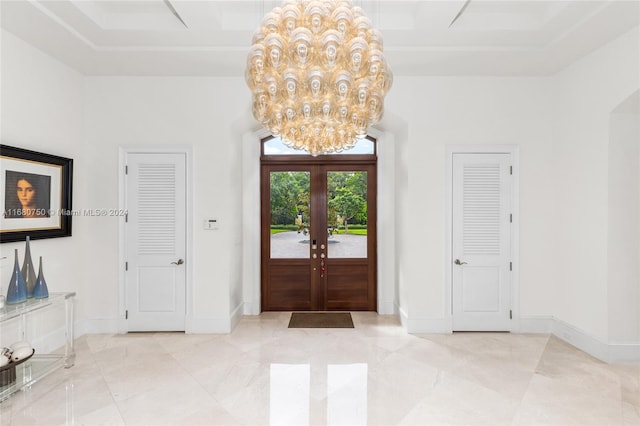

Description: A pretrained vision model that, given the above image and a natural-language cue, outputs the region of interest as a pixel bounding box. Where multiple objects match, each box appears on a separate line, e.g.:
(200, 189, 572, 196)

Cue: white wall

(386, 76, 555, 329)
(84, 76, 250, 332)
(2, 21, 639, 360)
(0, 30, 89, 328)
(389, 111, 410, 319)
(552, 27, 639, 343)
(608, 92, 640, 344)
(1, 30, 249, 332)
(54, 71, 559, 335)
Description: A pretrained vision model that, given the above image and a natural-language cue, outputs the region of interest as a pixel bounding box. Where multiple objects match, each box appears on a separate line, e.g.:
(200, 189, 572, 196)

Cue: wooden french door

(261, 161, 376, 311)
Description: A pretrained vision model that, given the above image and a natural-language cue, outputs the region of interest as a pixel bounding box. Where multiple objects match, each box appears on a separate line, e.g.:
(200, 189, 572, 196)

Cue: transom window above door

(263, 136, 376, 157)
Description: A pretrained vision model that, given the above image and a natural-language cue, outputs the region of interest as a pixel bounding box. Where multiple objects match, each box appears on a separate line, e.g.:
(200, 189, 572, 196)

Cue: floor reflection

(327, 364, 367, 426)
(269, 363, 367, 426)
(0, 313, 637, 426)
(270, 364, 310, 426)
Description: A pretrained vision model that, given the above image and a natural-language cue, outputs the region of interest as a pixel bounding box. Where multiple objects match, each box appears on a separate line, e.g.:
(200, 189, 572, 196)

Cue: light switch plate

(204, 218, 219, 230)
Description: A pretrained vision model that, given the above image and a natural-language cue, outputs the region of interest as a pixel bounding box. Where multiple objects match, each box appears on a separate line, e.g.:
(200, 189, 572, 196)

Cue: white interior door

(452, 153, 512, 331)
(125, 152, 186, 331)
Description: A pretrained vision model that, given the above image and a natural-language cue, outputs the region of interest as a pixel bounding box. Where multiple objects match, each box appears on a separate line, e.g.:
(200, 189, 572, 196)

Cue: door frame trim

(243, 127, 396, 315)
(118, 146, 193, 333)
(260, 162, 377, 311)
(445, 145, 520, 332)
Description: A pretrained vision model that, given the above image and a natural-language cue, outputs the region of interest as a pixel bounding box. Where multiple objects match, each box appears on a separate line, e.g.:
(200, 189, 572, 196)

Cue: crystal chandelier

(245, 0, 393, 156)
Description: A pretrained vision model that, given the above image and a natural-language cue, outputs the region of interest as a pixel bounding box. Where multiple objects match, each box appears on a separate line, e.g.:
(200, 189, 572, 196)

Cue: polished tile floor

(1, 312, 638, 425)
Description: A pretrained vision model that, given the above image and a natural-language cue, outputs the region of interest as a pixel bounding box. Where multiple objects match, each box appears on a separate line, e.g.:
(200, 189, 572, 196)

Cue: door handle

(454, 259, 467, 265)
(171, 259, 184, 265)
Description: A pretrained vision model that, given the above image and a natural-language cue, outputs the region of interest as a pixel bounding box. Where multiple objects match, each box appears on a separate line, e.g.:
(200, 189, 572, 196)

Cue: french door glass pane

(270, 171, 310, 259)
(327, 171, 367, 258)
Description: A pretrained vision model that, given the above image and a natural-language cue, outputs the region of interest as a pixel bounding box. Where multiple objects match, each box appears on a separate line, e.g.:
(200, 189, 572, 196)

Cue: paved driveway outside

(270, 231, 367, 258)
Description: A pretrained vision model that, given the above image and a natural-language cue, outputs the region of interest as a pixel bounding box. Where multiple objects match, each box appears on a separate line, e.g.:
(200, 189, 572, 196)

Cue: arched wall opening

(241, 112, 408, 317)
(608, 90, 640, 346)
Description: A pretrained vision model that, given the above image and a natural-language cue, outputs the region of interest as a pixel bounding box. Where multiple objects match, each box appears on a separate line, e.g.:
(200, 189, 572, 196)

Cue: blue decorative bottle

(22, 236, 37, 298)
(7, 249, 27, 304)
(33, 256, 49, 299)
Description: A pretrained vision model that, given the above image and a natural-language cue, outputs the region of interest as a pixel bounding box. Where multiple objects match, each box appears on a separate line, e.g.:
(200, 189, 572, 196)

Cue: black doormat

(288, 312, 354, 328)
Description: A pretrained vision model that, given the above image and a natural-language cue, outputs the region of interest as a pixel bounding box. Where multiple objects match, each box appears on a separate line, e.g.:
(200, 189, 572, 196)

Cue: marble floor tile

(397, 371, 521, 426)
(1, 314, 637, 425)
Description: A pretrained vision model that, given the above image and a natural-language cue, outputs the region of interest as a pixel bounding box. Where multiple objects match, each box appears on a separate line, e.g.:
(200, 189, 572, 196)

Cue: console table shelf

(0, 292, 75, 402)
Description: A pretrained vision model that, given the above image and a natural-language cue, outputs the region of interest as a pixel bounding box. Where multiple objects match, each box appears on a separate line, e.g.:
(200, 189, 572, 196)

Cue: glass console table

(0, 292, 75, 402)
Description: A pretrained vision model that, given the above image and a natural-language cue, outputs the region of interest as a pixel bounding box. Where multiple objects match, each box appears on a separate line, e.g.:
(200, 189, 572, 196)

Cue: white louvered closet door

(452, 153, 511, 331)
(126, 153, 186, 331)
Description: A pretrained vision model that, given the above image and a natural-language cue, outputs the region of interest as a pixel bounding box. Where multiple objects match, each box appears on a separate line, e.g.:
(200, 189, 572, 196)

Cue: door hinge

(510, 165, 513, 175)
(125, 261, 128, 271)
(510, 262, 512, 271)
(125, 165, 128, 175)
(510, 310, 513, 319)
(125, 213, 128, 223)
(510, 213, 512, 223)
(125, 310, 128, 320)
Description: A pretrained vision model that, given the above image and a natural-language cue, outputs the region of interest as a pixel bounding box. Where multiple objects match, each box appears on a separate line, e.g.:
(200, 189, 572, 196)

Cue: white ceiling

(1, 0, 638, 76)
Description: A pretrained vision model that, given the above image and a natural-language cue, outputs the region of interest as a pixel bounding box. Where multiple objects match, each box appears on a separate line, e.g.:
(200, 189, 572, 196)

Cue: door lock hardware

(454, 259, 467, 265)
(171, 259, 185, 265)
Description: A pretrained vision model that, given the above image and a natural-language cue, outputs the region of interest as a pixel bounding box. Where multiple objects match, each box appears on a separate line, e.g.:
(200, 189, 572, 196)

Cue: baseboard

(551, 318, 608, 361)
(397, 305, 452, 334)
(608, 342, 640, 363)
(552, 318, 640, 363)
(186, 314, 234, 333)
(31, 326, 67, 353)
(81, 318, 127, 335)
(69, 312, 640, 363)
(243, 301, 260, 316)
(397, 304, 409, 329)
(229, 302, 243, 331)
(518, 316, 553, 333)
(395, 308, 639, 363)
(491, 316, 639, 363)
(81, 312, 241, 335)
(377, 299, 396, 315)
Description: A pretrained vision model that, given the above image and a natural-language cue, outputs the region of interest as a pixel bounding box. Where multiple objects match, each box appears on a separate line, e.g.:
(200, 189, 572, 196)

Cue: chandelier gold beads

(246, 0, 392, 156)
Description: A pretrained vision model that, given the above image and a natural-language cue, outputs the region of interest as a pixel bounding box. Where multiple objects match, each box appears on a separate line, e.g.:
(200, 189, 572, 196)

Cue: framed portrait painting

(1, 145, 73, 243)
